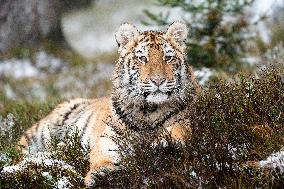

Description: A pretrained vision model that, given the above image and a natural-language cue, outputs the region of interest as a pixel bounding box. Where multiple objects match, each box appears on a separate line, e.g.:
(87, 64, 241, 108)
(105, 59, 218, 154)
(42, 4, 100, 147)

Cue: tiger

(18, 21, 200, 186)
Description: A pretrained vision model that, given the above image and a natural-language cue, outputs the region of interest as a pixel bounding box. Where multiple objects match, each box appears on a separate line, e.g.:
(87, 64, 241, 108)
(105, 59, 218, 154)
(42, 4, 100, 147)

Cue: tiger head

(112, 21, 195, 106)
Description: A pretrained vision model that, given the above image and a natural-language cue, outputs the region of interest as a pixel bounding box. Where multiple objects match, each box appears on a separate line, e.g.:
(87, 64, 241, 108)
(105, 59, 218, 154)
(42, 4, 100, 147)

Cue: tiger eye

(165, 56, 172, 62)
(138, 56, 147, 63)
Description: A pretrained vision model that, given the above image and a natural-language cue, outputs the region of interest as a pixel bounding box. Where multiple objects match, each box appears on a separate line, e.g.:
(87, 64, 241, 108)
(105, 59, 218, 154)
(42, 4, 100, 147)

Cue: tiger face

(113, 21, 191, 105)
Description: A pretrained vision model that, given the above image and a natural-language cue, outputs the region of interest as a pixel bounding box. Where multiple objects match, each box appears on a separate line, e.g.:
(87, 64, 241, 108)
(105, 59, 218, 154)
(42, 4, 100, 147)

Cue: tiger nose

(150, 77, 166, 86)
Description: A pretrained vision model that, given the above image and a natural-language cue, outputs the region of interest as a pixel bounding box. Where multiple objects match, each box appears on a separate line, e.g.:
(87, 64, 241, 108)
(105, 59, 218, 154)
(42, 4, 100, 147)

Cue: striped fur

(18, 21, 200, 186)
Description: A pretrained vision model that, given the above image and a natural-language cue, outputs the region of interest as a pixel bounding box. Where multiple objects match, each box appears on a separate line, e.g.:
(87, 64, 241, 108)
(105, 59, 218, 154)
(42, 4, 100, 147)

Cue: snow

(1, 153, 76, 175)
(242, 56, 261, 65)
(259, 149, 284, 173)
(54, 61, 113, 99)
(55, 177, 72, 189)
(253, 0, 283, 17)
(1, 153, 76, 188)
(62, 0, 178, 58)
(35, 51, 65, 72)
(0, 50, 113, 101)
(0, 154, 9, 163)
(0, 59, 40, 79)
(2, 165, 21, 173)
(0, 113, 15, 135)
(0, 51, 65, 79)
(42, 171, 51, 177)
(190, 170, 197, 177)
(47, 174, 73, 189)
(3, 84, 16, 99)
(194, 68, 213, 85)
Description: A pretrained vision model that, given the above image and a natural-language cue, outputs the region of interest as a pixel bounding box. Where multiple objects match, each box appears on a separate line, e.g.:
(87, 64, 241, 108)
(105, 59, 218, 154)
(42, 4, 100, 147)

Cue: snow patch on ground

(259, 149, 284, 173)
(194, 68, 213, 85)
(55, 176, 72, 189)
(0, 154, 9, 163)
(1, 152, 77, 175)
(0, 59, 40, 79)
(0, 51, 113, 101)
(35, 51, 66, 72)
(55, 61, 113, 99)
(0, 113, 15, 135)
(0, 151, 78, 188)
(0, 51, 65, 79)
(3, 84, 16, 99)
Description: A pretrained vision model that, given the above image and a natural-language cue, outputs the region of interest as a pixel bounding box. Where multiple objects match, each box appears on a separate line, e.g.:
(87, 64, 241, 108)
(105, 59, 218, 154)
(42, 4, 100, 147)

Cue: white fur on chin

(146, 93, 168, 104)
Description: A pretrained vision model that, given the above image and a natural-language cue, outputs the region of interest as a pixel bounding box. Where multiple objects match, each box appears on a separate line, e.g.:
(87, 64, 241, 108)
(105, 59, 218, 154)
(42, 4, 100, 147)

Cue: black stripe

(61, 103, 81, 126)
(126, 59, 131, 80)
(70, 102, 91, 124)
(63, 102, 92, 138)
(47, 101, 90, 149)
(112, 96, 184, 133)
(157, 103, 184, 127)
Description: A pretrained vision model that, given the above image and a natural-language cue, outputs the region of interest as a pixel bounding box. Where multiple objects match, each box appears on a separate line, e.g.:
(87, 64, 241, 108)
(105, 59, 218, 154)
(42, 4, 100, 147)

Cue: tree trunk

(0, 0, 61, 53)
(0, 0, 93, 54)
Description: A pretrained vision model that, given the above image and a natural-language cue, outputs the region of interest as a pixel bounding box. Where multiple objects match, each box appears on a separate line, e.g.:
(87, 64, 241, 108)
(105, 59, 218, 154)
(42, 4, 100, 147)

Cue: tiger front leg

(152, 122, 191, 149)
(84, 136, 120, 186)
(163, 120, 192, 146)
(167, 125, 191, 144)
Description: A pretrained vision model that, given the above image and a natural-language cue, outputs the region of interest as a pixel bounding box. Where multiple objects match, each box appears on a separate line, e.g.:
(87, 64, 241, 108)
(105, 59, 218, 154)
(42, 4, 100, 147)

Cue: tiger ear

(115, 23, 139, 47)
(166, 21, 188, 43)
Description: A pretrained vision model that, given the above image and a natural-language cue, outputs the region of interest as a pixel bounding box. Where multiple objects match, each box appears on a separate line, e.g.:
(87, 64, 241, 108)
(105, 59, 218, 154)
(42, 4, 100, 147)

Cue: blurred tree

(269, 4, 284, 47)
(143, 0, 264, 73)
(0, 0, 93, 54)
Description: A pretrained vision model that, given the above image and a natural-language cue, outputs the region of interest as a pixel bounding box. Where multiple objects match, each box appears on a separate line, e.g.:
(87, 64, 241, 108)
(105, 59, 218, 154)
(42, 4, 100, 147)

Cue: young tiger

(18, 21, 200, 186)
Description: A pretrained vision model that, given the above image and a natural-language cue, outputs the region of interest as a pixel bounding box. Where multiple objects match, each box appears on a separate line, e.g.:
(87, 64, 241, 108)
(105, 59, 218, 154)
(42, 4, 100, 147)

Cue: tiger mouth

(143, 90, 173, 98)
